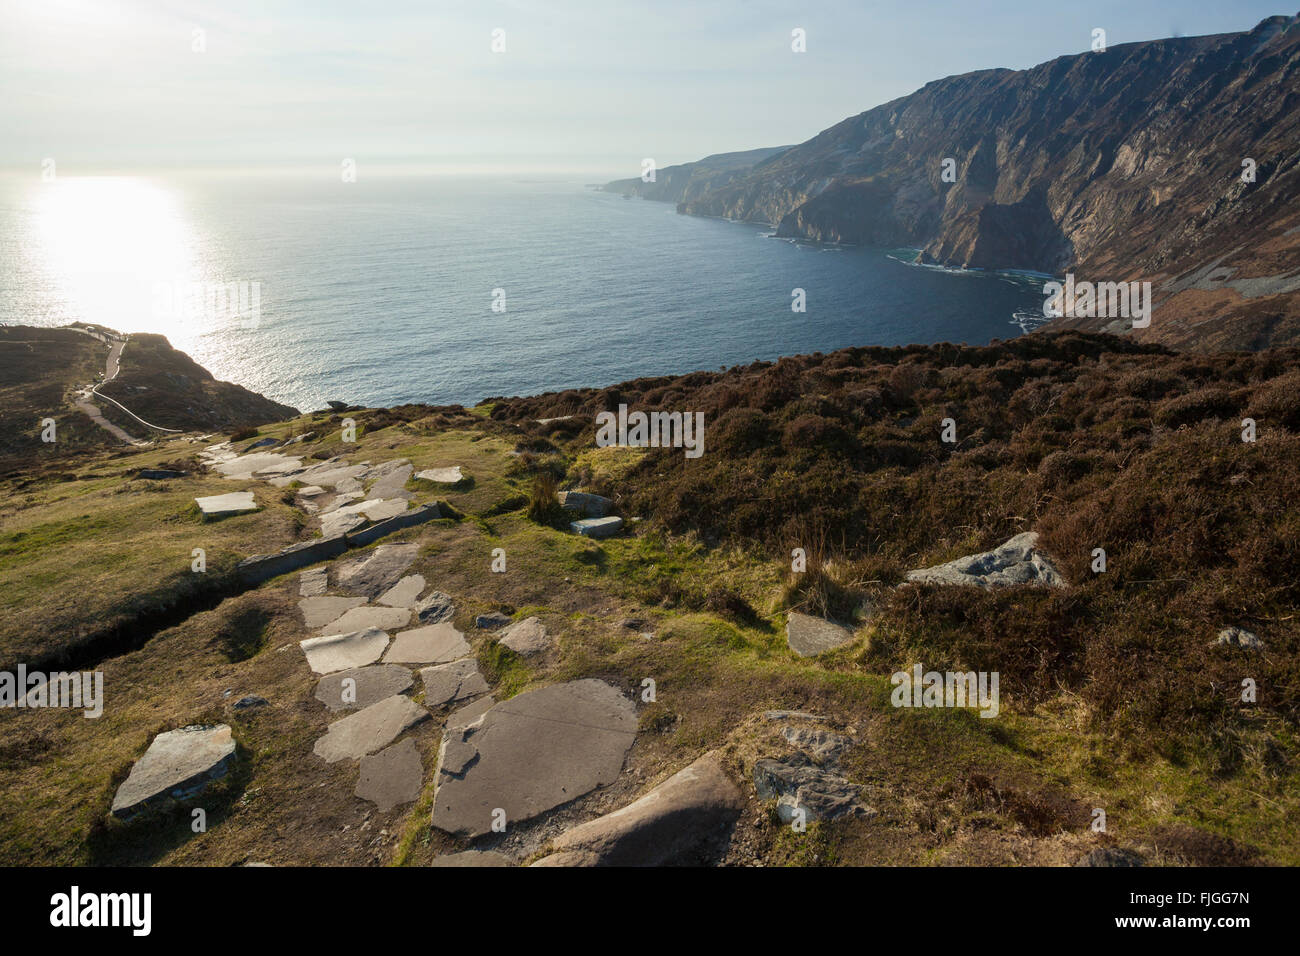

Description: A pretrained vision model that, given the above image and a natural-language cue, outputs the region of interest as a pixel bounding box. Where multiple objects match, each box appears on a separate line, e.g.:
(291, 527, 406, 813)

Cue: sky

(0, 0, 1289, 178)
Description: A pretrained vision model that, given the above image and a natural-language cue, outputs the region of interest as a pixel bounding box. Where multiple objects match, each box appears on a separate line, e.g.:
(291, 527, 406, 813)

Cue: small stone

(753, 753, 872, 823)
(476, 612, 511, 630)
(420, 659, 490, 708)
(905, 531, 1065, 589)
(559, 491, 613, 518)
(313, 695, 429, 763)
(497, 616, 550, 656)
(300, 628, 391, 674)
(232, 695, 268, 710)
(355, 738, 423, 811)
(1214, 626, 1265, 649)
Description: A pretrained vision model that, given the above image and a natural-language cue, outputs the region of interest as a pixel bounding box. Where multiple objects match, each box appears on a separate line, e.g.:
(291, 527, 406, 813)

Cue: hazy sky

(0, 0, 1287, 177)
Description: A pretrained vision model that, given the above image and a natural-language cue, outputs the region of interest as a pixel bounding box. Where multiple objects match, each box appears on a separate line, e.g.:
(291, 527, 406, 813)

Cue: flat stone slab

(535, 751, 743, 867)
(319, 509, 368, 538)
(295, 463, 368, 488)
(300, 628, 391, 674)
(111, 724, 237, 818)
(447, 695, 495, 731)
(571, 516, 623, 538)
(335, 543, 421, 598)
(360, 498, 408, 523)
(497, 616, 550, 656)
(299, 595, 367, 629)
(318, 605, 412, 635)
(415, 466, 463, 484)
(786, 612, 855, 657)
(386, 621, 471, 664)
(315, 664, 414, 712)
(431, 679, 637, 837)
(377, 574, 426, 608)
(905, 531, 1065, 589)
(195, 491, 257, 517)
(367, 463, 414, 501)
(299, 567, 329, 597)
(313, 695, 429, 763)
(420, 659, 490, 708)
(212, 452, 302, 480)
(355, 738, 423, 811)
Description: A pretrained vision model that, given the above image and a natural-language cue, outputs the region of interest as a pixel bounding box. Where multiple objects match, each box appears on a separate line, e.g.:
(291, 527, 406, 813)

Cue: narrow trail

(67, 328, 183, 444)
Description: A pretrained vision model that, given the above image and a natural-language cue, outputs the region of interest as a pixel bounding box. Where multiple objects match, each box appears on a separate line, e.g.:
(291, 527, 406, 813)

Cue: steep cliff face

(614, 16, 1300, 349)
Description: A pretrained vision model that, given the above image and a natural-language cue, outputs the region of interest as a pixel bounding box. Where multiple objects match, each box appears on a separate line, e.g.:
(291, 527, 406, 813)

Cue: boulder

(905, 531, 1065, 589)
(111, 725, 237, 818)
(315, 664, 414, 712)
(534, 751, 742, 866)
(300, 628, 390, 674)
(785, 612, 855, 657)
(559, 491, 613, 518)
(355, 738, 423, 811)
(431, 679, 637, 837)
(313, 695, 429, 763)
(496, 616, 550, 656)
(753, 753, 872, 823)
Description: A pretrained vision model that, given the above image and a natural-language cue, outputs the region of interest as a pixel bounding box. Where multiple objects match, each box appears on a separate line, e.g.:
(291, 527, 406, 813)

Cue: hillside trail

(67, 327, 183, 445)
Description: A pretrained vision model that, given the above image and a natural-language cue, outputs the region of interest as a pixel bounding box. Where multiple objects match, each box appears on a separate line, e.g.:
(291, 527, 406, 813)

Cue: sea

(0, 171, 1051, 411)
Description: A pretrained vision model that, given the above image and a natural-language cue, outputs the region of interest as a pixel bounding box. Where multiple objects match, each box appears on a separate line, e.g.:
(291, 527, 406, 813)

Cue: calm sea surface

(0, 172, 1048, 411)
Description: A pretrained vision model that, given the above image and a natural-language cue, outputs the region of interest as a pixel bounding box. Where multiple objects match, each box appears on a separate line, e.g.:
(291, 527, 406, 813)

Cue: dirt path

(67, 328, 182, 444)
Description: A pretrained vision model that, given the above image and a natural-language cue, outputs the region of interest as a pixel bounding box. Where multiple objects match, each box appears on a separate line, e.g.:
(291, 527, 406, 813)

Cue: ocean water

(0, 172, 1049, 411)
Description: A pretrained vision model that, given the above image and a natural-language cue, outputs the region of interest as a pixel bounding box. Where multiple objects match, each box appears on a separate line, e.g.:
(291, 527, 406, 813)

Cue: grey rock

(431, 679, 637, 837)
(905, 531, 1065, 589)
(137, 468, 186, 480)
(413, 592, 456, 624)
(318, 604, 412, 635)
(535, 751, 742, 866)
(570, 516, 623, 539)
(355, 738, 423, 811)
(1214, 626, 1265, 650)
(446, 695, 495, 731)
(779, 726, 854, 764)
(367, 462, 414, 501)
(496, 616, 550, 656)
(476, 612, 512, 630)
(786, 612, 855, 657)
(415, 466, 463, 484)
(763, 710, 829, 722)
(327, 400, 349, 411)
(300, 628, 391, 675)
(559, 491, 613, 518)
(299, 567, 329, 598)
(385, 621, 471, 665)
(335, 543, 421, 598)
(753, 753, 872, 823)
(111, 724, 237, 818)
(313, 695, 429, 763)
(315, 664, 414, 712)
(232, 695, 268, 710)
(319, 508, 368, 539)
(345, 503, 441, 548)
(195, 491, 257, 518)
(420, 659, 490, 708)
(299, 595, 367, 629)
(377, 574, 426, 608)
